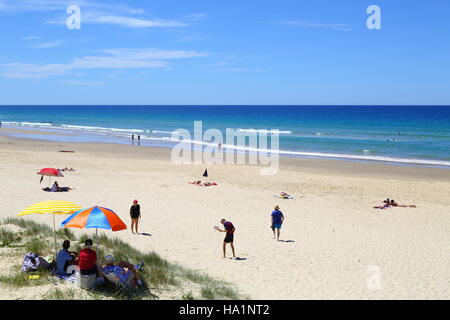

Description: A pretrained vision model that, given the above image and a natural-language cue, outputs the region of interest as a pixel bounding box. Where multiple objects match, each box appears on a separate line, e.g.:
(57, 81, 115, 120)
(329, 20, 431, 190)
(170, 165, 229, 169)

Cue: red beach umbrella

(37, 168, 64, 177)
(37, 168, 63, 185)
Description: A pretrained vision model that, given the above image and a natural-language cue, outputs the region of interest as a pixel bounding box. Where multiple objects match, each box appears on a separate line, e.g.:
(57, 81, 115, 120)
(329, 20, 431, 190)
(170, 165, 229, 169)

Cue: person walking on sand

(217, 219, 236, 258)
(130, 200, 141, 234)
(271, 205, 284, 241)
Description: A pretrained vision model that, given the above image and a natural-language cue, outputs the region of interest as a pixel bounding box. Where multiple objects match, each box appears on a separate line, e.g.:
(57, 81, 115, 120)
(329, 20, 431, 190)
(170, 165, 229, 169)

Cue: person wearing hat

(102, 255, 143, 288)
(78, 239, 99, 276)
(130, 200, 141, 234)
(271, 205, 284, 241)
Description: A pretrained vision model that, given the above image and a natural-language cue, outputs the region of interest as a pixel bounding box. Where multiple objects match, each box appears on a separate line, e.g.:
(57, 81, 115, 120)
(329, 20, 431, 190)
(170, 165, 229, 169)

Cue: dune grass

(0, 270, 51, 288)
(0, 227, 23, 248)
(0, 218, 242, 300)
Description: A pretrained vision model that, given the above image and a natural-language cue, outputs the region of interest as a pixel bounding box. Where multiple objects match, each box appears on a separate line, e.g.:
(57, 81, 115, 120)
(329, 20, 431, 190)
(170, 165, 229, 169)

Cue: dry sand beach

(0, 130, 449, 300)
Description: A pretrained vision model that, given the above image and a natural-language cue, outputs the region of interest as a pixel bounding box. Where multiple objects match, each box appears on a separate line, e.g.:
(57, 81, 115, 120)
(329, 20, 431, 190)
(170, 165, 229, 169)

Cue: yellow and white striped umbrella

(18, 200, 82, 216)
(18, 201, 82, 257)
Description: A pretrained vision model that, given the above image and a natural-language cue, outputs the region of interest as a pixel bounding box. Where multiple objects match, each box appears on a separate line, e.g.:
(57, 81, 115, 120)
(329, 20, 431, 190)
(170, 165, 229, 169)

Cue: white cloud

(185, 13, 208, 21)
(99, 48, 208, 60)
(2, 0, 185, 29)
(85, 14, 187, 28)
(206, 61, 229, 68)
(277, 20, 351, 31)
(57, 80, 106, 86)
(32, 41, 65, 48)
(211, 68, 264, 73)
(0, 0, 99, 12)
(23, 35, 41, 40)
(0, 48, 209, 78)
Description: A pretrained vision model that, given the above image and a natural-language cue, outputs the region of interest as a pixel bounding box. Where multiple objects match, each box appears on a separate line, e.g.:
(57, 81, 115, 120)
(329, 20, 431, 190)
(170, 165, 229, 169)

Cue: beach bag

(21, 253, 50, 272)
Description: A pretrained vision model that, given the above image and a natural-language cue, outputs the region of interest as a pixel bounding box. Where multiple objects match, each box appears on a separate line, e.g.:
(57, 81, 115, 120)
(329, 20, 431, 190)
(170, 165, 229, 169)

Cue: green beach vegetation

(0, 218, 243, 300)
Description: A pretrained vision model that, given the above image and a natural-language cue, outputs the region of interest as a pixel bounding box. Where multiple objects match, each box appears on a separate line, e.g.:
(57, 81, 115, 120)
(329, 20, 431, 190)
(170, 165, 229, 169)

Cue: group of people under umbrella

(18, 199, 143, 289)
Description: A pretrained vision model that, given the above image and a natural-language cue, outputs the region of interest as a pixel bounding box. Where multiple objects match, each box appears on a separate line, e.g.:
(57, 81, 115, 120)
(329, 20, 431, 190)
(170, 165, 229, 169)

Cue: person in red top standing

(78, 239, 98, 275)
(217, 219, 236, 259)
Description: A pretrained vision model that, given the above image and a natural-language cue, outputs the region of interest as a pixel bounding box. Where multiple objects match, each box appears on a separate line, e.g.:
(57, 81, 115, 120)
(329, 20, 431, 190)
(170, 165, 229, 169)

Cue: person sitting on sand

(101, 255, 143, 288)
(51, 181, 59, 192)
(217, 219, 236, 259)
(78, 239, 99, 276)
(390, 199, 416, 208)
(43, 182, 73, 192)
(56, 240, 78, 275)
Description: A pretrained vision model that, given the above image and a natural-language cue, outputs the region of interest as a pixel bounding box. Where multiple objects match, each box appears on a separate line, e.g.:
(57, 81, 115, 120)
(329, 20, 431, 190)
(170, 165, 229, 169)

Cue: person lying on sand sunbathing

(189, 180, 217, 186)
(101, 255, 143, 288)
(42, 181, 73, 192)
(276, 192, 293, 199)
(373, 199, 391, 209)
(373, 198, 416, 209)
(390, 199, 416, 208)
(60, 167, 76, 172)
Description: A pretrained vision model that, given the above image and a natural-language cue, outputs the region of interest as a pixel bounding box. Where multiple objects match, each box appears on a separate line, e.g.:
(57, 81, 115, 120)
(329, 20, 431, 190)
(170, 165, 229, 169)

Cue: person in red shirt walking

(217, 219, 236, 259)
(78, 239, 98, 276)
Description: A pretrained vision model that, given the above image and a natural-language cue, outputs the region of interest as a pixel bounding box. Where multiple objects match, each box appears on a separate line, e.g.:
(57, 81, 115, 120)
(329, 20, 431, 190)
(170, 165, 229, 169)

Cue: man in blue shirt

(271, 205, 284, 241)
(56, 240, 77, 275)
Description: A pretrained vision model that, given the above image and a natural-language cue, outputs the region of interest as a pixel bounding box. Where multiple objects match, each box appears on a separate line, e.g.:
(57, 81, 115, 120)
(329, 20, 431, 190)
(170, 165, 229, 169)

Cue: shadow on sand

(138, 233, 152, 237)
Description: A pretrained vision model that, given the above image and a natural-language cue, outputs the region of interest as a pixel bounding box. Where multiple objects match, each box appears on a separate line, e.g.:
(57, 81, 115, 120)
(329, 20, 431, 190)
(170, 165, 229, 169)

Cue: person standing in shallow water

(131, 134, 134, 145)
(130, 200, 141, 234)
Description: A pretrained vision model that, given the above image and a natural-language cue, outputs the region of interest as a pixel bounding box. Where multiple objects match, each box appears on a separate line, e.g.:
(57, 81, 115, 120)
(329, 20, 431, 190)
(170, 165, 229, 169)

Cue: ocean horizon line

(1, 105, 449, 169)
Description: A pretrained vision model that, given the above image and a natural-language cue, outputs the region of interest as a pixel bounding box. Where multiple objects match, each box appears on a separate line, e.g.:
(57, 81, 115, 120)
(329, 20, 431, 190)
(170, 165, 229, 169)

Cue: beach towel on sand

(189, 182, 218, 187)
(53, 271, 77, 283)
(273, 195, 295, 199)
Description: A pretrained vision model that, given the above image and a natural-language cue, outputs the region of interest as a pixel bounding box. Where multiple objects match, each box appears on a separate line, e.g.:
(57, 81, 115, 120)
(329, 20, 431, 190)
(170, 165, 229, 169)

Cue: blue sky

(0, 0, 449, 105)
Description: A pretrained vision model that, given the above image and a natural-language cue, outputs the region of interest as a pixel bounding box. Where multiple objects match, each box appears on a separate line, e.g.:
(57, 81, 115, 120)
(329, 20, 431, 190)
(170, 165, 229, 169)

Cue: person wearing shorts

(218, 219, 236, 258)
(271, 205, 284, 241)
(130, 200, 141, 234)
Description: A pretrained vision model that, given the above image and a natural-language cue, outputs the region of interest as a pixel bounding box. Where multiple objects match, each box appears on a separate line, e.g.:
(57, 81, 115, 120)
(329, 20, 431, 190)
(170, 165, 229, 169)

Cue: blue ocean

(0, 105, 449, 167)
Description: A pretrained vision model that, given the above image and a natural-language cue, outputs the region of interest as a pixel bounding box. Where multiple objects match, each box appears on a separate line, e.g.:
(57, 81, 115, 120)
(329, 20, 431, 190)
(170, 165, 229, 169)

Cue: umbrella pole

(96, 228, 99, 251)
(52, 215, 57, 258)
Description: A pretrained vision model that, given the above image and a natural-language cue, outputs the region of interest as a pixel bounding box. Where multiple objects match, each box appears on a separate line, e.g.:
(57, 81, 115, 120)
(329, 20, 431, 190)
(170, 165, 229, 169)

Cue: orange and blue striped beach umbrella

(60, 206, 127, 231)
